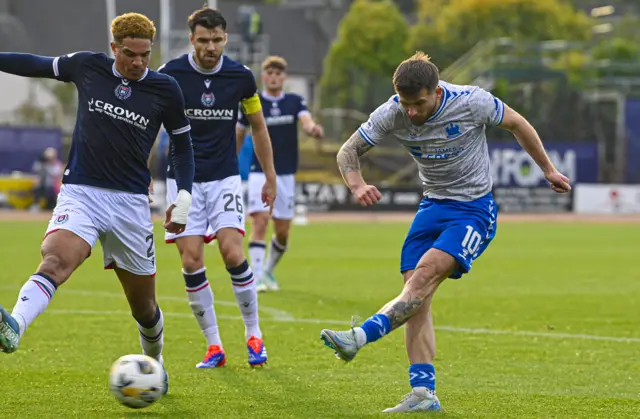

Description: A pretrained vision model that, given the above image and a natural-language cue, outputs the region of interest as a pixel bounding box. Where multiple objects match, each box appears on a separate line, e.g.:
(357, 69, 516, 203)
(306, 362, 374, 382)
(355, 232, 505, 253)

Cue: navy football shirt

(53, 52, 190, 195)
(159, 53, 259, 182)
(238, 92, 309, 175)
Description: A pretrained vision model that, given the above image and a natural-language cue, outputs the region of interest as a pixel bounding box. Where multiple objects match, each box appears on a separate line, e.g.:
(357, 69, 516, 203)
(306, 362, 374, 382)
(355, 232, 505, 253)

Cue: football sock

(265, 236, 287, 274)
(248, 240, 266, 280)
(183, 267, 222, 347)
(11, 273, 57, 337)
(409, 363, 436, 391)
(137, 306, 164, 361)
(227, 260, 261, 340)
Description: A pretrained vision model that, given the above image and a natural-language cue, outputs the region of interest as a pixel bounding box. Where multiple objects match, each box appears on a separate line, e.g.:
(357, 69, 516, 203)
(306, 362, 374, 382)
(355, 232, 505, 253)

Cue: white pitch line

(2, 287, 639, 344)
(0, 286, 294, 321)
(25, 308, 640, 344)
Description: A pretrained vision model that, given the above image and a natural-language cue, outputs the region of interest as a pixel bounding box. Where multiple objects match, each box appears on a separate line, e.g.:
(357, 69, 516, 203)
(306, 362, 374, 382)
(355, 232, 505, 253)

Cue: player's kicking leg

(0, 185, 98, 354)
(0, 229, 91, 353)
(166, 178, 225, 368)
(319, 248, 452, 412)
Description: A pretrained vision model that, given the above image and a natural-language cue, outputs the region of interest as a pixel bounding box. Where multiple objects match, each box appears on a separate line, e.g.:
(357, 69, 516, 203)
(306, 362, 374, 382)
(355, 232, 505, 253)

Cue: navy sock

(409, 363, 436, 391)
(359, 313, 391, 343)
(183, 269, 207, 289)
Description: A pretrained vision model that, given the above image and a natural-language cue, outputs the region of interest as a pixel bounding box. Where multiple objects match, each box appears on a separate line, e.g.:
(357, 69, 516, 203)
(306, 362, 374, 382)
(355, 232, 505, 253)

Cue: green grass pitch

(0, 219, 638, 418)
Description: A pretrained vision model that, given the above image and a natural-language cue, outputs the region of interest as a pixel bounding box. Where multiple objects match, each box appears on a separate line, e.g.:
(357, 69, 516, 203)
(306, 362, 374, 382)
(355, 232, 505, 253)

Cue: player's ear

(189, 32, 195, 46)
(222, 32, 228, 46)
(110, 42, 118, 56)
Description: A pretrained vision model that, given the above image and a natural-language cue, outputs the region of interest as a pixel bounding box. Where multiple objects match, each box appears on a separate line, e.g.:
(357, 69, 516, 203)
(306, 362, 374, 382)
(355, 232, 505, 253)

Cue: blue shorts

(400, 192, 498, 279)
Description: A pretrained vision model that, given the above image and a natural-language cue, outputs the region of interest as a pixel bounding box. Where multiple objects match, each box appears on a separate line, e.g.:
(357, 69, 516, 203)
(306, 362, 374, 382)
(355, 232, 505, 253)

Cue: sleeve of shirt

(357, 101, 395, 147)
(239, 68, 262, 115)
(53, 51, 92, 83)
(162, 77, 191, 136)
(298, 95, 310, 118)
(469, 87, 505, 127)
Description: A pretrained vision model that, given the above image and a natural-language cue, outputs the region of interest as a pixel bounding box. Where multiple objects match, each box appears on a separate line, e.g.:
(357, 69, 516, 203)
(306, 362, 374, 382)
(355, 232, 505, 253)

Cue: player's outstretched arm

(337, 131, 382, 206)
(499, 104, 571, 193)
(0, 53, 58, 78)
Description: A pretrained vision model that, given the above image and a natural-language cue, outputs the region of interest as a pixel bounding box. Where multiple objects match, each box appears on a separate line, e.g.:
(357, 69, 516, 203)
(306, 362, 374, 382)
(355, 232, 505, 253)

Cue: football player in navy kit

(159, 7, 275, 368)
(0, 13, 195, 393)
(237, 56, 324, 292)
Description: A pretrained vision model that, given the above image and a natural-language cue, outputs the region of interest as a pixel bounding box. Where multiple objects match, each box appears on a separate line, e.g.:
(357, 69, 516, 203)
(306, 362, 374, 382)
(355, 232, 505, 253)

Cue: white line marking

(2, 287, 639, 344)
(0, 286, 294, 321)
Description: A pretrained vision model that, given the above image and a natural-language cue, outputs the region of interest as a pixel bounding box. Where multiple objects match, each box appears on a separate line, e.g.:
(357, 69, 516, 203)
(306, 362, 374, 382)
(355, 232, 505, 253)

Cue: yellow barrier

(0, 175, 37, 210)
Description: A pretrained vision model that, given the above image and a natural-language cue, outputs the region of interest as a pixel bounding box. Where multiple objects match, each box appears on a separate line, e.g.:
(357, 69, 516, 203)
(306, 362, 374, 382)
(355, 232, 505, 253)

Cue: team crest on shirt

(114, 83, 132, 100)
(270, 102, 281, 116)
(445, 122, 461, 139)
(201, 92, 215, 108)
(54, 214, 69, 225)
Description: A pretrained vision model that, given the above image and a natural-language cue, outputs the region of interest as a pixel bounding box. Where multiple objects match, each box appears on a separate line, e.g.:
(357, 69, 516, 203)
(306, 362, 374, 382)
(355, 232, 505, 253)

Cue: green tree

(411, 0, 592, 70)
(320, 0, 410, 113)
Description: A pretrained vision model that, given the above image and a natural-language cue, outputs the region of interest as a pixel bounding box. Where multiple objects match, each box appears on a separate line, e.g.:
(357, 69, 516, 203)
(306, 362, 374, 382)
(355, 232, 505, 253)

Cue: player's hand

(310, 124, 324, 139)
(164, 190, 192, 234)
(352, 184, 382, 206)
(262, 175, 277, 215)
(545, 170, 571, 193)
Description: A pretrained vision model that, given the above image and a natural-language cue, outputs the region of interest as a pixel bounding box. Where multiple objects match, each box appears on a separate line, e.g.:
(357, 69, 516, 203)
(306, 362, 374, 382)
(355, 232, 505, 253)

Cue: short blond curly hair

(111, 13, 156, 44)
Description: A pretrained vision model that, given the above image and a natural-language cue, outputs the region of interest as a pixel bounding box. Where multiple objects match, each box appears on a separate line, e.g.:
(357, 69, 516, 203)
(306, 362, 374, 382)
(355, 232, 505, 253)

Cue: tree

(320, 0, 410, 114)
(411, 0, 592, 70)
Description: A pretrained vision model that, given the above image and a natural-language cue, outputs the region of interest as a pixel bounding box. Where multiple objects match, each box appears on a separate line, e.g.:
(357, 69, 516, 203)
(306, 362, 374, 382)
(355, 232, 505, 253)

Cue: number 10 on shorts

(461, 225, 482, 258)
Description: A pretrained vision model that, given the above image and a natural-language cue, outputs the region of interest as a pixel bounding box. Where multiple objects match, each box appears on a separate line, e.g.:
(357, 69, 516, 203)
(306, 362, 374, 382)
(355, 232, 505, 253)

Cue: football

(108, 354, 166, 409)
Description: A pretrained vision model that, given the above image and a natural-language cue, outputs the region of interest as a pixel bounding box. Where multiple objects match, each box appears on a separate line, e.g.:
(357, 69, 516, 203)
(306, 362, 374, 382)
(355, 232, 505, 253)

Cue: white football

(109, 354, 166, 409)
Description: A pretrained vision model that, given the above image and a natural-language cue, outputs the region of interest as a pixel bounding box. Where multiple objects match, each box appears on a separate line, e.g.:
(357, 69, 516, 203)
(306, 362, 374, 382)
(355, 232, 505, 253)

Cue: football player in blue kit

(237, 56, 324, 292)
(159, 7, 276, 368)
(320, 52, 571, 412)
(0, 13, 196, 394)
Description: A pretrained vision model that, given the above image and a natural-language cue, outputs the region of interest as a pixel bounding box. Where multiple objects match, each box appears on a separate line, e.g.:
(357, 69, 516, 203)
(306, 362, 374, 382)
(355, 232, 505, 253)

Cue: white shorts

(247, 173, 295, 220)
(164, 175, 245, 243)
(45, 184, 156, 276)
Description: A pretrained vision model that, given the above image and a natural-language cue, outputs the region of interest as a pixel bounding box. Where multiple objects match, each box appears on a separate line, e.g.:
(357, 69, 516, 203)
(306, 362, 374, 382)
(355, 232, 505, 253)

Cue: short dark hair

(187, 7, 227, 33)
(393, 52, 440, 96)
(262, 56, 287, 72)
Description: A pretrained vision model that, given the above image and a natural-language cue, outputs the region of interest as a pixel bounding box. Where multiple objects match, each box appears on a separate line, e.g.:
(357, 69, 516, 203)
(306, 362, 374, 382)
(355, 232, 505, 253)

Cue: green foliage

(320, 0, 410, 113)
(411, 0, 592, 69)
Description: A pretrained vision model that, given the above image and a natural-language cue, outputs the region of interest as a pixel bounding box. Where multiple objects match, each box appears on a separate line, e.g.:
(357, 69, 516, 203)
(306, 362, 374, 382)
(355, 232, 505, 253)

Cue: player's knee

(407, 263, 442, 298)
(181, 250, 204, 273)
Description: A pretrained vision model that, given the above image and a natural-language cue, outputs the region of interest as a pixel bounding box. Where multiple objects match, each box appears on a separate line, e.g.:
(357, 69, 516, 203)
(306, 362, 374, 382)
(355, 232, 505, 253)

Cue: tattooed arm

(336, 131, 382, 206)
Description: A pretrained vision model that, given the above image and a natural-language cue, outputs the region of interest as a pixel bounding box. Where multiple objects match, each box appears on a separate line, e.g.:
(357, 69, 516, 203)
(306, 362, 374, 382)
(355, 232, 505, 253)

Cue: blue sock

(359, 314, 391, 343)
(409, 363, 436, 391)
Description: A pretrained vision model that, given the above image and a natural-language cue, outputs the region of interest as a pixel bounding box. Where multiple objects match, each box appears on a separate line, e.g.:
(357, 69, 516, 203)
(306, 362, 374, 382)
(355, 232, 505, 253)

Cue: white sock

(183, 267, 222, 347)
(11, 273, 57, 337)
(266, 236, 287, 274)
(227, 260, 261, 340)
(137, 306, 164, 361)
(248, 241, 266, 280)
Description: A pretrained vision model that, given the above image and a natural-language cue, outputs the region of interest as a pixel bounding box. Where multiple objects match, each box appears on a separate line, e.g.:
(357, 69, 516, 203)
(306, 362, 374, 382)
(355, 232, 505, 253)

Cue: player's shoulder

(144, 69, 182, 95)
(61, 51, 109, 66)
(376, 94, 403, 117)
(157, 54, 189, 74)
(221, 55, 253, 75)
(441, 81, 493, 101)
(283, 92, 305, 103)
